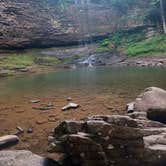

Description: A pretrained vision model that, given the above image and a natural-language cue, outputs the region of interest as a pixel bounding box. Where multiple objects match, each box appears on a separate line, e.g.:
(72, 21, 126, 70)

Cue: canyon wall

(0, 0, 148, 49)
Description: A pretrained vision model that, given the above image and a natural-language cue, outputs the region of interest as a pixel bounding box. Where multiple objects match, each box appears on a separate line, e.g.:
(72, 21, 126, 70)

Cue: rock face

(127, 87, 166, 123)
(49, 114, 166, 166)
(0, 0, 76, 49)
(0, 0, 148, 49)
(0, 150, 61, 166)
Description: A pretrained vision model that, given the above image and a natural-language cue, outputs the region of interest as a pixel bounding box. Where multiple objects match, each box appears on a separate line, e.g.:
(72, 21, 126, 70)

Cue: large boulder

(49, 114, 166, 166)
(127, 87, 166, 123)
(0, 150, 61, 166)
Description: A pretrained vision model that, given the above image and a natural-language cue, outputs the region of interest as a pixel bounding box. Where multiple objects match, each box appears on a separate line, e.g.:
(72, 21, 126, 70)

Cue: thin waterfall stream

(74, 0, 94, 67)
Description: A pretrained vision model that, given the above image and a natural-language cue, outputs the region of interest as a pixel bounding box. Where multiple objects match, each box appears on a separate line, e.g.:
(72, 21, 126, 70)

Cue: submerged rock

(30, 100, 40, 104)
(15, 126, 24, 135)
(27, 128, 33, 134)
(33, 106, 53, 111)
(36, 120, 48, 125)
(62, 103, 79, 111)
(67, 97, 72, 101)
(32, 103, 54, 110)
(0, 135, 19, 150)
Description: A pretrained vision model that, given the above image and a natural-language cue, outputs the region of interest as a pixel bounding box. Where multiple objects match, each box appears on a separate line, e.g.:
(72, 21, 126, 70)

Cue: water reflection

(0, 67, 165, 100)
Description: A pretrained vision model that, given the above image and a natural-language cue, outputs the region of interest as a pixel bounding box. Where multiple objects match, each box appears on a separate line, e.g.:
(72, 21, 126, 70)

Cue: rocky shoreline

(0, 44, 165, 79)
(47, 87, 166, 166)
(114, 56, 166, 68)
(0, 87, 166, 166)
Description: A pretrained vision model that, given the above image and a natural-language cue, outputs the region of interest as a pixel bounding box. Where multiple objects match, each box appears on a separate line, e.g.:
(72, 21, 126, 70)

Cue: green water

(0, 67, 165, 101)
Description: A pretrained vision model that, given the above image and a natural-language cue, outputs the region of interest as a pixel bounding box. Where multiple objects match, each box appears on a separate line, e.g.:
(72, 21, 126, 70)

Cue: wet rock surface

(49, 114, 166, 166)
(39, 45, 166, 68)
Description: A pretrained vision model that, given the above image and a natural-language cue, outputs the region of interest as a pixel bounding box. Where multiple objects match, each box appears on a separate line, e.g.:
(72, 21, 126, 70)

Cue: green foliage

(35, 56, 60, 66)
(96, 27, 145, 53)
(0, 69, 14, 77)
(100, 39, 111, 47)
(0, 50, 60, 71)
(0, 53, 35, 69)
(109, 28, 146, 47)
(125, 34, 166, 57)
(96, 39, 113, 52)
(96, 47, 111, 53)
(100, 27, 166, 57)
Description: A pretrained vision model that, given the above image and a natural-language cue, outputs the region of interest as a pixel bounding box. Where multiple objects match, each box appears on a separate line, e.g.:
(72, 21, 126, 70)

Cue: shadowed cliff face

(0, 0, 145, 49)
(0, 0, 79, 49)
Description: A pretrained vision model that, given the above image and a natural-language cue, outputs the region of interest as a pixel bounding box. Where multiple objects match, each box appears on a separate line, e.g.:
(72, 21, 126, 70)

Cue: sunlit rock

(62, 103, 79, 111)
(0, 135, 19, 150)
(0, 150, 61, 166)
(127, 87, 166, 123)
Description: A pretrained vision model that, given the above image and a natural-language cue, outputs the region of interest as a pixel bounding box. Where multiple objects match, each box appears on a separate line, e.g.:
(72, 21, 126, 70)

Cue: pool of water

(0, 66, 165, 156)
(0, 67, 165, 102)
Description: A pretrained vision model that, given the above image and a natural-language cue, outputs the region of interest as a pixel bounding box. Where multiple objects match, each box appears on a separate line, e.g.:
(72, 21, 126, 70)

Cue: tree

(111, 0, 137, 15)
(145, 0, 166, 33)
(159, 0, 166, 33)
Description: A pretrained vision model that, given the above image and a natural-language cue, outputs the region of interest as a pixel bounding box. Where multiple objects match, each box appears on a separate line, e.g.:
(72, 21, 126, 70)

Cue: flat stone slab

(0, 135, 19, 150)
(0, 150, 61, 166)
(30, 100, 40, 103)
(33, 106, 53, 111)
(62, 103, 79, 111)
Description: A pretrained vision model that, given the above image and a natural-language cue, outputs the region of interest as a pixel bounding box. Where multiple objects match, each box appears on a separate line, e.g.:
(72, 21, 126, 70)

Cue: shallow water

(0, 66, 165, 156)
(0, 67, 165, 101)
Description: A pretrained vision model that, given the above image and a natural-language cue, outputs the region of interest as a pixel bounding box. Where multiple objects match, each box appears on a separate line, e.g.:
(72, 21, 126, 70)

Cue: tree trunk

(160, 0, 166, 33)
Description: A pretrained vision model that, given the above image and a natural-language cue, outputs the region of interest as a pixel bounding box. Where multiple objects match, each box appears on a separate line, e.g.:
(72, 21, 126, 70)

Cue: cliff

(0, 0, 152, 49)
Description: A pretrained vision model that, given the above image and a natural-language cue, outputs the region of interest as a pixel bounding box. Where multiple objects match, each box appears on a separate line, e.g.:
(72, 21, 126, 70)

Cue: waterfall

(74, 0, 93, 45)
(74, 0, 94, 67)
